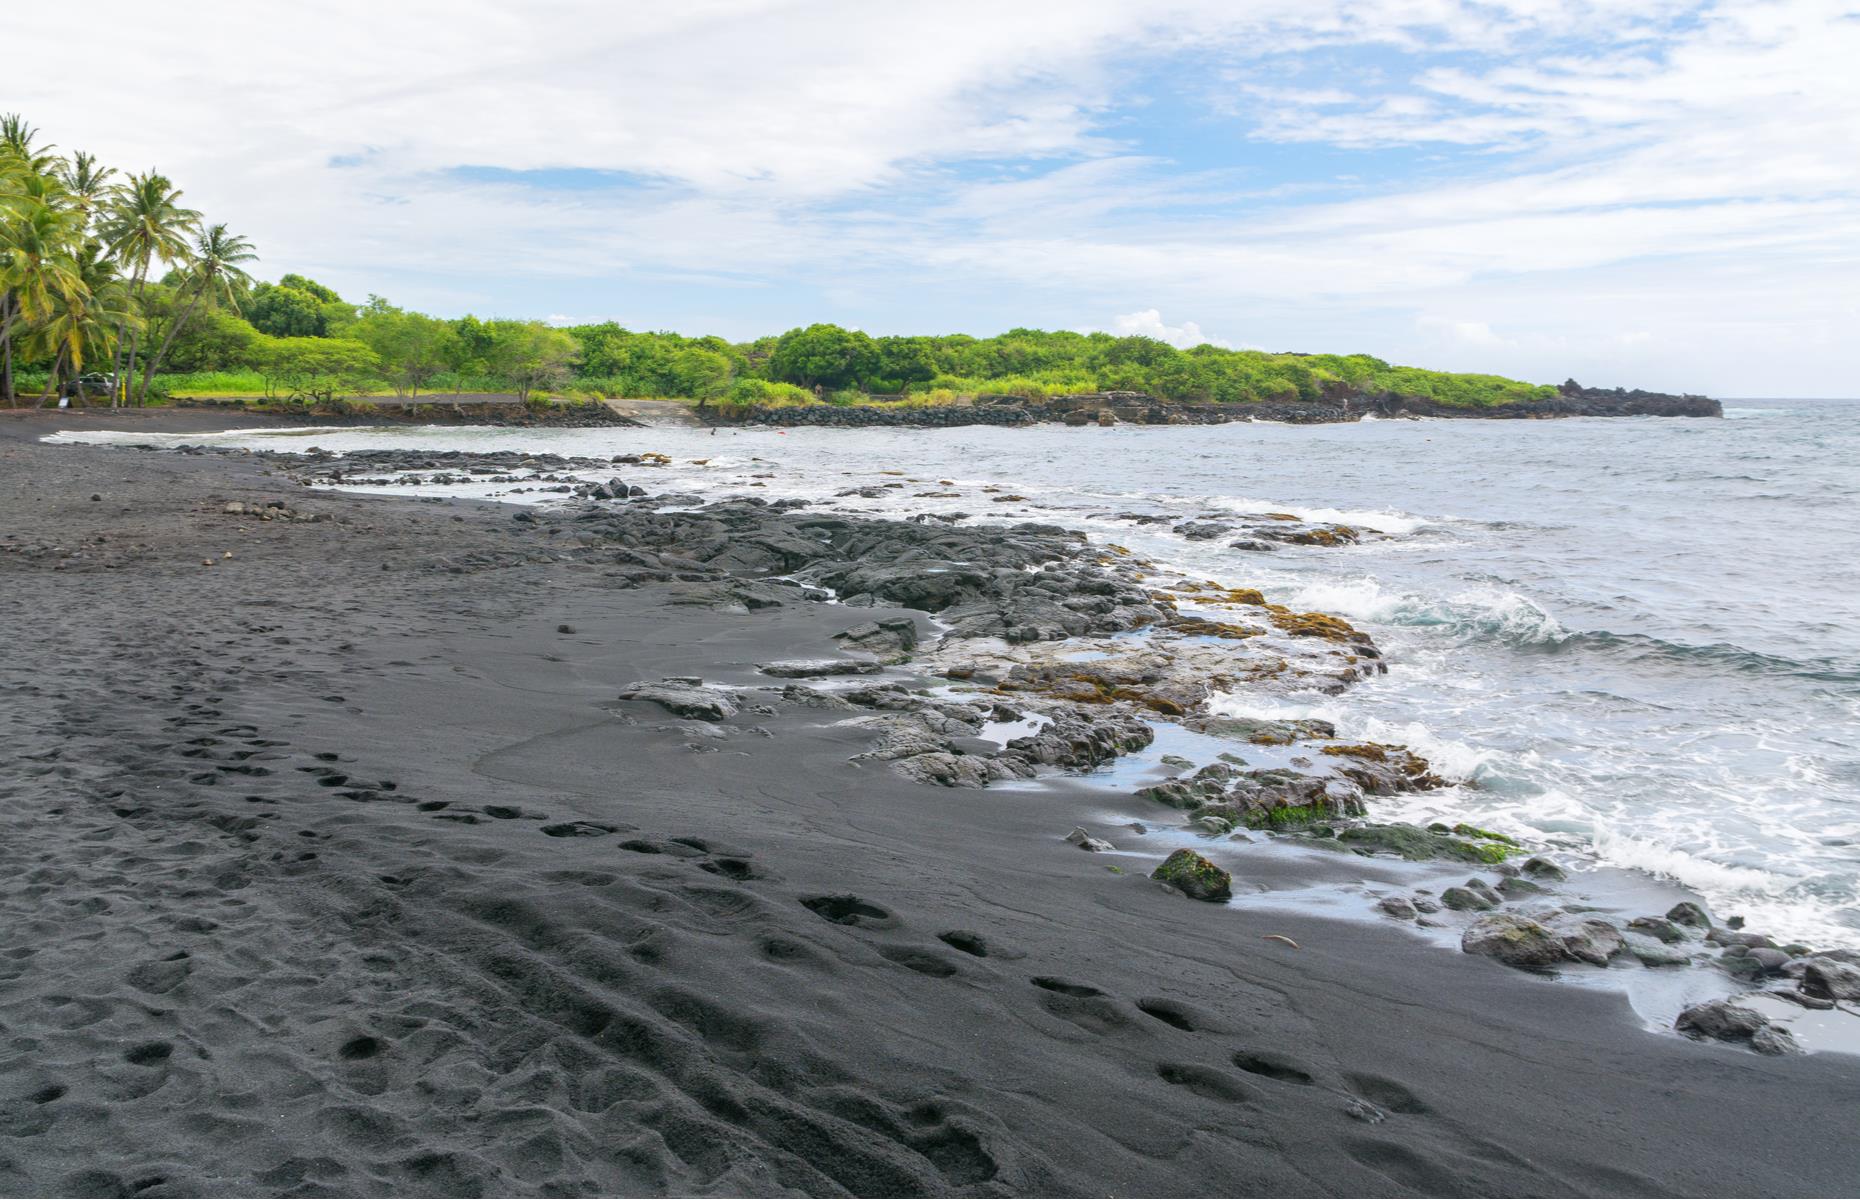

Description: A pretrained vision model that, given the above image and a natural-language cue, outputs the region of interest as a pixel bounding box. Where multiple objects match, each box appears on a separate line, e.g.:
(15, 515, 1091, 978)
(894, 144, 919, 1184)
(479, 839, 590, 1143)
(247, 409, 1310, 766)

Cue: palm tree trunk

(138, 281, 208, 405)
(1, 292, 14, 405)
(112, 258, 150, 407)
(38, 346, 66, 406)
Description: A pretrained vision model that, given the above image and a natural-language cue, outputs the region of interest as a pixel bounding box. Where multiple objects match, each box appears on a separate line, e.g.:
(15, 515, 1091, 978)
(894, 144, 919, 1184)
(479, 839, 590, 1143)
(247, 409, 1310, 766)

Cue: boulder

(1622, 932, 1690, 967)
(1441, 885, 1495, 912)
(1718, 950, 1766, 982)
(1666, 901, 1712, 929)
(1065, 827, 1114, 853)
(618, 679, 737, 721)
(1745, 947, 1790, 974)
(1461, 914, 1569, 969)
(1543, 914, 1626, 966)
(1465, 878, 1503, 907)
(1627, 916, 1686, 944)
(1675, 1000, 1798, 1055)
(1151, 849, 1233, 902)
(1377, 896, 1418, 921)
(1520, 856, 1567, 882)
(1801, 957, 1860, 1002)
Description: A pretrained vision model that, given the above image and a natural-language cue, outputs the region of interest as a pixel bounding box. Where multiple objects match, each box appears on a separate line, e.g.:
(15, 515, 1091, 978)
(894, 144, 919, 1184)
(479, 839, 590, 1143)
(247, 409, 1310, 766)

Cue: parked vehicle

(62, 372, 118, 399)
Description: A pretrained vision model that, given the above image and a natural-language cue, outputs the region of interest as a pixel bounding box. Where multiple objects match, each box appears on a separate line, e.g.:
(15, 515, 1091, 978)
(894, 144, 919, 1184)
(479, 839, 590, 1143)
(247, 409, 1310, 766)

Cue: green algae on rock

(1336, 822, 1518, 865)
(1151, 849, 1233, 902)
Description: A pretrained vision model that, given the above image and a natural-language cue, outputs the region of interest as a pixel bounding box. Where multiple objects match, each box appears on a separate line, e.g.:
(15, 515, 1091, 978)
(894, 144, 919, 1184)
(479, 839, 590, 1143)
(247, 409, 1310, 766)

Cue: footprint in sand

(800, 895, 897, 929)
(1231, 1049, 1317, 1086)
(1342, 1071, 1430, 1114)
(877, 946, 961, 978)
(1134, 996, 1219, 1032)
(1029, 977, 1132, 1035)
(1155, 1062, 1258, 1104)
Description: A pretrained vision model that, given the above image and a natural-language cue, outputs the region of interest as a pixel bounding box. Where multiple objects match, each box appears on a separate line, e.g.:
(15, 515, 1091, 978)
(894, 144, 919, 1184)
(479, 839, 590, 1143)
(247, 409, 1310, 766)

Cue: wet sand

(2, 410, 1856, 1197)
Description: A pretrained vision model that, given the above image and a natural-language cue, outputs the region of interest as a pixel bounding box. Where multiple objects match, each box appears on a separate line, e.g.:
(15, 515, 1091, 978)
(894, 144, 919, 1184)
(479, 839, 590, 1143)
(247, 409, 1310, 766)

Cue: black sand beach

(3, 410, 1856, 1198)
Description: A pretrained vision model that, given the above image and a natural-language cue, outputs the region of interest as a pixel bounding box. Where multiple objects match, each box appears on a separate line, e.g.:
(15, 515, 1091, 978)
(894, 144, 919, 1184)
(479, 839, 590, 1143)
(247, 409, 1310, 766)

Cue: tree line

(5, 112, 1554, 410)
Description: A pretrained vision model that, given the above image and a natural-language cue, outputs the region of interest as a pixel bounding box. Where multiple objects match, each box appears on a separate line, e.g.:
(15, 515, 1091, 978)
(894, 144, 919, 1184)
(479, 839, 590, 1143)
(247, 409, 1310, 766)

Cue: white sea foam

(1203, 495, 1428, 535)
(1591, 826, 1784, 895)
(1278, 576, 1570, 647)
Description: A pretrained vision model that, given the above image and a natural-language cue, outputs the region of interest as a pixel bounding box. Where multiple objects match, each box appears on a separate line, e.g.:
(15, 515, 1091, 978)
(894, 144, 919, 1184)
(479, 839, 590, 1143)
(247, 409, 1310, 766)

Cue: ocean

(58, 398, 1860, 949)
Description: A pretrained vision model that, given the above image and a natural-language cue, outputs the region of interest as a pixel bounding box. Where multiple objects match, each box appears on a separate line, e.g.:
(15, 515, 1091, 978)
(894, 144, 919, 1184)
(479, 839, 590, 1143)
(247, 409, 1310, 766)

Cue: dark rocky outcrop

(618, 679, 738, 721)
(717, 381, 1719, 430)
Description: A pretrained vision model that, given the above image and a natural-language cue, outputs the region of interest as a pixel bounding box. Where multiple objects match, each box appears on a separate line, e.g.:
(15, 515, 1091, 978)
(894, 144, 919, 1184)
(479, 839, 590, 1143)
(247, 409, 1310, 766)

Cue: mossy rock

(1151, 849, 1233, 902)
(1452, 822, 1519, 846)
(1234, 802, 1348, 830)
(1142, 780, 1223, 811)
(1336, 822, 1515, 864)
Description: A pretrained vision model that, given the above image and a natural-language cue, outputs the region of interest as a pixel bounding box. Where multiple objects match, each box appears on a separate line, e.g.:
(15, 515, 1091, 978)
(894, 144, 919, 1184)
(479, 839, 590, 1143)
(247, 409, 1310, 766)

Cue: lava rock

(1462, 914, 1569, 969)
(1543, 914, 1627, 967)
(1801, 957, 1860, 1001)
(1627, 916, 1686, 944)
(1675, 1000, 1798, 1054)
(1520, 856, 1568, 882)
(758, 658, 883, 678)
(1622, 932, 1690, 967)
(1151, 849, 1233, 902)
(617, 679, 738, 721)
(1440, 886, 1496, 912)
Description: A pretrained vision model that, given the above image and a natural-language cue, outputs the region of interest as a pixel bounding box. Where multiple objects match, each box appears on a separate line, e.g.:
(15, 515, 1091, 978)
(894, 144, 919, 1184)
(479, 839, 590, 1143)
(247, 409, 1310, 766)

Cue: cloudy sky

(14, 0, 1859, 394)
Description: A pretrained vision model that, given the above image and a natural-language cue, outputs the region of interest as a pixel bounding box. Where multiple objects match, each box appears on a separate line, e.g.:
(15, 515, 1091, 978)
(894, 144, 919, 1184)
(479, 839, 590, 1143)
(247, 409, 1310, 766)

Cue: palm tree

(0, 202, 86, 406)
(0, 114, 57, 175)
(58, 151, 117, 228)
(101, 171, 198, 405)
(0, 118, 63, 402)
(138, 223, 255, 402)
(32, 244, 128, 405)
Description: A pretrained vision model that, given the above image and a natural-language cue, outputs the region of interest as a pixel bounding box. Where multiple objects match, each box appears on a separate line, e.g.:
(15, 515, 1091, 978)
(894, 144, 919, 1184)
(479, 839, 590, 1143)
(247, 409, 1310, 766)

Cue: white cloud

(1107, 310, 1234, 349)
(1418, 317, 1511, 348)
(8, 0, 1859, 393)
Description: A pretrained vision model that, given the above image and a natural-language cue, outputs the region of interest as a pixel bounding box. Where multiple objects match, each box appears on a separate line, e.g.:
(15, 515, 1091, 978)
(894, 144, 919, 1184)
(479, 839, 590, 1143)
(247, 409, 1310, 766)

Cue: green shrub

(725, 378, 814, 407)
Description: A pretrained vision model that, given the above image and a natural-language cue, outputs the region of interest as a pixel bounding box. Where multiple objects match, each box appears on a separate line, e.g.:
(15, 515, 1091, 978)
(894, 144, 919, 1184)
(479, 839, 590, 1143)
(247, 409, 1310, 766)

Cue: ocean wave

(1284, 578, 1572, 647)
(1201, 496, 1430, 535)
(1558, 630, 1860, 685)
(1278, 575, 1860, 683)
(1204, 693, 1505, 783)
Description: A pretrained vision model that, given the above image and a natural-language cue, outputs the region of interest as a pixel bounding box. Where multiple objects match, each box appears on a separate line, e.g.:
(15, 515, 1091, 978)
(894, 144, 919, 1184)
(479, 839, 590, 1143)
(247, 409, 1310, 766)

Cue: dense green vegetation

(4, 113, 1555, 410)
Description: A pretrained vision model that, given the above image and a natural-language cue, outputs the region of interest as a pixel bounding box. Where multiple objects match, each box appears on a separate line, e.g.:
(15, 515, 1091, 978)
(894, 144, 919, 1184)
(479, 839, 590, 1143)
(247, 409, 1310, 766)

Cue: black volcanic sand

(1, 411, 1856, 1198)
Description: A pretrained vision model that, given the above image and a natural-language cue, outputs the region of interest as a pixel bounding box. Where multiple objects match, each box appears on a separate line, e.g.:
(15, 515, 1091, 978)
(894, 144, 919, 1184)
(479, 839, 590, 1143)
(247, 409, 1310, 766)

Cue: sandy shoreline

(2, 410, 1856, 1197)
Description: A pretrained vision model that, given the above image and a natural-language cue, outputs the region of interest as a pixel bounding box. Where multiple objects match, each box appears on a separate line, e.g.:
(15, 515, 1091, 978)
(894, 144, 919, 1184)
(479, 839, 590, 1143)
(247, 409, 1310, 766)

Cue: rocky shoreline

(158, 397, 641, 428)
(721, 380, 1722, 429)
(4, 412, 1855, 1197)
(254, 442, 1856, 1055)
